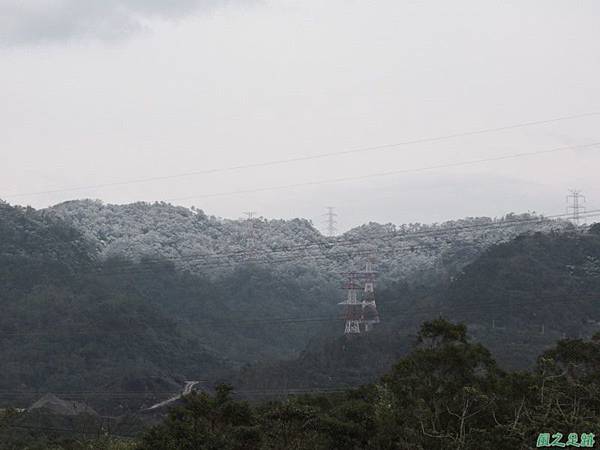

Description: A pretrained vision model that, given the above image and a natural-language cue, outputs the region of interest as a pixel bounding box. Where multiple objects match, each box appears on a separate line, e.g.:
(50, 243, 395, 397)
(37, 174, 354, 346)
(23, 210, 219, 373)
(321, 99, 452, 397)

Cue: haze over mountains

(3, 196, 600, 450)
(0, 198, 586, 404)
(234, 224, 600, 395)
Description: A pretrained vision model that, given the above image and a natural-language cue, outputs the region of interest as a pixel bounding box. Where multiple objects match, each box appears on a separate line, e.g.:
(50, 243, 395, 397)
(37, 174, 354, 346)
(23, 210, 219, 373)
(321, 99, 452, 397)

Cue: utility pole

(567, 190, 586, 226)
(324, 207, 337, 237)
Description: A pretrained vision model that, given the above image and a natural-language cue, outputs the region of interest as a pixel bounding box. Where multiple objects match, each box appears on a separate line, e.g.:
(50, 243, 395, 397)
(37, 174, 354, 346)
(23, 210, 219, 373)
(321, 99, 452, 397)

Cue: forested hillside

(227, 225, 600, 393)
(0, 202, 220, 410)
(376, 225, 600, 370)
(0, 198, 590, 415)
(441, 225, 600, 368)
(130, 321, 600, 450)
(138, 320, 600, 450)
(0, 201, 339, 412)
(47, 200, 571, 286)
(6, 320, 597, 449)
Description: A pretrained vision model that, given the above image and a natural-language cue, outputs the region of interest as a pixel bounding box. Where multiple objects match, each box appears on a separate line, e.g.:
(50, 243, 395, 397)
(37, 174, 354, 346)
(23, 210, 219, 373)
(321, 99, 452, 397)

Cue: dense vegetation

(2, 199, 599, 448)
(441, 228, 600, 369)
(1, 199, 574, 407)
(6, 319, 598, 449)
(136, 319, 600, 450)
(0, 201, 338, 412)
(220, 226, 600, 396)
(48, 199, 570, 286)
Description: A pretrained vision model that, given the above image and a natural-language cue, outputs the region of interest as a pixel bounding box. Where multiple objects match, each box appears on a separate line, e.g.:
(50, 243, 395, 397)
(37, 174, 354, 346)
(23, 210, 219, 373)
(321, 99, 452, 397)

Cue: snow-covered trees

(47, 200, 573, 288)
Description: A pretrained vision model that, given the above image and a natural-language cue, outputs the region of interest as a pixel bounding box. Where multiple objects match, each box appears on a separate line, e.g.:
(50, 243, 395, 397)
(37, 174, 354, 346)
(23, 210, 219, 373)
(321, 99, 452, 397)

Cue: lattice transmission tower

(338, 272, 363, 334)
(338, 259, 380, 335)
(324, 207, 337, 237)
(360, 259, 380, 332)
(243, 211, 258, 260)
(567, 190, 586, 226)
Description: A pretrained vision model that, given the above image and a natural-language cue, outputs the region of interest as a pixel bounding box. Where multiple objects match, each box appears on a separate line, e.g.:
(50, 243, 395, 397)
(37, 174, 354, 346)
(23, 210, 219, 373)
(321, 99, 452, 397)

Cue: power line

(3, 208, 591, 285)
(39, 208, 599, 280)
(0, 291, 597, 397)
(2, 423, 137, 439)
(0, 214, 538, 279)
(3, 112, 599, 200)
(0, 388, 348, 398)
(163, 141, 600, 202)
(5, 203, 588, 272)
(0, 293, 597, 409)
(0, 144, 597, 264)
(1, 202, 599, 293)
(0, 391, 190, 397)
(1, 290, 598, 339)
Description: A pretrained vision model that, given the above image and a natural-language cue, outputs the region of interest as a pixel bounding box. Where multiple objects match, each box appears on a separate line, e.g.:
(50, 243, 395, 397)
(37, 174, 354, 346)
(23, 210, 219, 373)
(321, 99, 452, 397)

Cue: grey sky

(1, 0, 599, 232)
(0, 0, 248, 44)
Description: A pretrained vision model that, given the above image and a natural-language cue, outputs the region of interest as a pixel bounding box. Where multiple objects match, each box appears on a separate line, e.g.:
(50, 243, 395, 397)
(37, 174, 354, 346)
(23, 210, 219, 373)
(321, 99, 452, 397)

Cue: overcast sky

(1, 0, 599, 232)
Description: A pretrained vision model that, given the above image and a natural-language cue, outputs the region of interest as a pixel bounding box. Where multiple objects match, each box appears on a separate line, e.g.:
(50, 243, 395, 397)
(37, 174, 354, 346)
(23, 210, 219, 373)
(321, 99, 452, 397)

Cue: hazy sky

(1, 0, 599, 232)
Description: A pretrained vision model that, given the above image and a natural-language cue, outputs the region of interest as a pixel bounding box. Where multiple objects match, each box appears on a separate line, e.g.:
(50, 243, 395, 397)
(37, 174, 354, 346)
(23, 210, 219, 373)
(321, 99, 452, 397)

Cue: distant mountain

(0, 198, 581, 413)
(47, 199, 572, 287)
(226, 225, 600, 393)
(0, 201, 226, 409)
(229, 327, 414, 397)
(0, 201, 338, 412)
(441, 225, 600, 368)
(0, 200, 96, 285)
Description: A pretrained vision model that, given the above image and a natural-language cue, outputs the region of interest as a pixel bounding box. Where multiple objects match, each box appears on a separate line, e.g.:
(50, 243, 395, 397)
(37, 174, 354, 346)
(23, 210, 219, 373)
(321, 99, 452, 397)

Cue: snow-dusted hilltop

(46, 200, 573, 286)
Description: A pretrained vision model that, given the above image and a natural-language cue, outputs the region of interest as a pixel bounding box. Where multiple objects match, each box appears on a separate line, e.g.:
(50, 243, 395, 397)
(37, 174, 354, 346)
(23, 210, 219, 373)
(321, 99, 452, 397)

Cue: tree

(380, 319, 501, 449)
(589, 223, 600, 235)
(137, 385, 260, 450)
